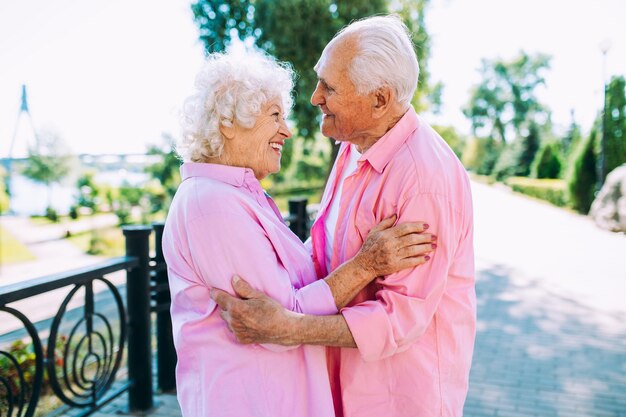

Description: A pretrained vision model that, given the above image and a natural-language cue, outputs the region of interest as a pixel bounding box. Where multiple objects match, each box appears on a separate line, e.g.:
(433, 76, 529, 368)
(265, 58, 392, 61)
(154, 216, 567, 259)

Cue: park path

(467, 181, 626, 416)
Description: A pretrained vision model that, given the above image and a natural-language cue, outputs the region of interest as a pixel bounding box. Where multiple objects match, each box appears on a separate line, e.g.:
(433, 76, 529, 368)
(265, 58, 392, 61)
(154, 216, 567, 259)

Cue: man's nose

(310, 82, 324, 107)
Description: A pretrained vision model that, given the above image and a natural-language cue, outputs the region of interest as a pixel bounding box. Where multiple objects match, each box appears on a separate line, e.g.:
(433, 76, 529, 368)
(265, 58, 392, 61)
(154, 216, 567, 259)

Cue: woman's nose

(279, 119, 292, 139)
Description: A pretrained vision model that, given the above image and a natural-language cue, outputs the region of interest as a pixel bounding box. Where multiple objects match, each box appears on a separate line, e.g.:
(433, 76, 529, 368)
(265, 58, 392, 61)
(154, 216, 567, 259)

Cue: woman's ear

(219, 121, 236, 140)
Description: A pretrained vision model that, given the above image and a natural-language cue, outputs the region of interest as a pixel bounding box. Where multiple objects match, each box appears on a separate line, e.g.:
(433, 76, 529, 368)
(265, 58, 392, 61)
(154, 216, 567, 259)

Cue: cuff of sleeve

(297, 279, 338, 315)
(342, 302, 395, 362)
(260, 343, 298, 352)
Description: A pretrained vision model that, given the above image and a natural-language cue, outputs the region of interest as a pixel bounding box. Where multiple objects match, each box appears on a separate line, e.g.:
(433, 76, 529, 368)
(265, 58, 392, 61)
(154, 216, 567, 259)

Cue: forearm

(323, 257, 375, 310)
(279, 311, 357, 348)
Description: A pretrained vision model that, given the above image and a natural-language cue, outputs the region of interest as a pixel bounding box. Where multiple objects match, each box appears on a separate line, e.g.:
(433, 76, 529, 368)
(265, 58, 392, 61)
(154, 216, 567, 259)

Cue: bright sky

(1, 0, 625, 156)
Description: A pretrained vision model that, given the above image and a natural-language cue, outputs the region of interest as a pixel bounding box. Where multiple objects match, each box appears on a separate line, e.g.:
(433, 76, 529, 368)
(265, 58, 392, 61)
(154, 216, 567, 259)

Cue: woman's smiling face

(222, 97, 292, 180)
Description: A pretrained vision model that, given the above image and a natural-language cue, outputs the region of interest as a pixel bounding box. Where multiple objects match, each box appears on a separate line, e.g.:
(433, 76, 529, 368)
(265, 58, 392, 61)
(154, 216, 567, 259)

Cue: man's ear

(372, 86, 393, 118)
(219, 121, 236, 140)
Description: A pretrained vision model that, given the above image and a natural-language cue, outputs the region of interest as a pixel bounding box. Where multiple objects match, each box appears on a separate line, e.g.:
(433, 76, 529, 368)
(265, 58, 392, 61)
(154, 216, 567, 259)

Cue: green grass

(0, 226, 35, 264)
(66, 227, 125, 257)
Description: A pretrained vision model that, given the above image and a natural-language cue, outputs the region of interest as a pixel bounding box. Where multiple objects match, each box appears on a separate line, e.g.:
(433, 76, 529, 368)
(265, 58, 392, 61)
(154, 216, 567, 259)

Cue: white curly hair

(178, 49, 295, 162)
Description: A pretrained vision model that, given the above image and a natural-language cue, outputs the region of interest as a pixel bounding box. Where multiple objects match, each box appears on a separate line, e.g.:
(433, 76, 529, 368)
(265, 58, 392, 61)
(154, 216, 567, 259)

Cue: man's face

(310, 39, 376, 148)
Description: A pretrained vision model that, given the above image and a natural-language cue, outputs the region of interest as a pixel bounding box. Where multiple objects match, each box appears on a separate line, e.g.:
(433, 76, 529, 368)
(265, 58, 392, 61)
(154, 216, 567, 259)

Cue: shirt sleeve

(186, 209, 337, 351)
(341, 192, 459, 362)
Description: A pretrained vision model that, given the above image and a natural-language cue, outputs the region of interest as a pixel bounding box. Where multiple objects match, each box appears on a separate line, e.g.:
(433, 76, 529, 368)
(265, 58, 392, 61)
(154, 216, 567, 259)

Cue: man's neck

(355, 107, 407, 153)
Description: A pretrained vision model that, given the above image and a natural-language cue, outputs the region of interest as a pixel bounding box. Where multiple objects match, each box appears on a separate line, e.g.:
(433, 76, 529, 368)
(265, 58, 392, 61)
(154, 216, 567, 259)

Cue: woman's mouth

(270, 142, 283, 154)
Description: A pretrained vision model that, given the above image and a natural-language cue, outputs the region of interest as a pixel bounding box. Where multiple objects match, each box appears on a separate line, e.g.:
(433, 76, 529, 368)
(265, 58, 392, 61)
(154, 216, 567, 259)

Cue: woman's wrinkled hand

(354, 214, 437, 277)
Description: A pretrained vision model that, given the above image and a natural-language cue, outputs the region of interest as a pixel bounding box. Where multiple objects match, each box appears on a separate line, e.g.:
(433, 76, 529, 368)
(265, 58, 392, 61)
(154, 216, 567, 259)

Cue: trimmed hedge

(504, 177, 567, 207)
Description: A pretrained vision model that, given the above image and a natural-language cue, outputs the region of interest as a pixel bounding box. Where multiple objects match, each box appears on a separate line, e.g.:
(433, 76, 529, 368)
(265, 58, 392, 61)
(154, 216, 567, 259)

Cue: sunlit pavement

(466, 181, 626, 416)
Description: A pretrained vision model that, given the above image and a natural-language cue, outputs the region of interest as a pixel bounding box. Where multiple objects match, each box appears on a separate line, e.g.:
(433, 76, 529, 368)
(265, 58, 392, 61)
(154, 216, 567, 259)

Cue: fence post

(288, 198, 309, 242)
(123, 226, 154, 412)
(152, 222, 177, 392)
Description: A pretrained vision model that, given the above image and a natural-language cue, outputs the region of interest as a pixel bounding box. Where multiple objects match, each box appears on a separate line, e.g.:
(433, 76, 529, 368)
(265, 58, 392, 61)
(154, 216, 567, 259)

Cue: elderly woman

(162, 50, 435, 417)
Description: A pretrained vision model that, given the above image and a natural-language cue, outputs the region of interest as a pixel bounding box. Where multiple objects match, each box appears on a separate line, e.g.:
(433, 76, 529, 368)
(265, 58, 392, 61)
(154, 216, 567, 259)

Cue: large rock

(590, 163, 626, 232)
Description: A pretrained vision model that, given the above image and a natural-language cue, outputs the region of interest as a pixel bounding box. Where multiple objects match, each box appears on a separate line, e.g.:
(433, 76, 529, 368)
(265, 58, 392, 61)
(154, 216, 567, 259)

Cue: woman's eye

(272, 112, 280, 120)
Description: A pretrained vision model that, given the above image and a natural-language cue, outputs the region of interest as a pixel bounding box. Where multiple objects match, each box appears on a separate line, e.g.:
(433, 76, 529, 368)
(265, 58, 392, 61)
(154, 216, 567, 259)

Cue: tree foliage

(145, 134, 182, 213)
(492, 123, 541, 180)
(21, 131, 73, 208)
(566, 127, 598, 214)
(602, 75, 626, 182)
(463, 51, 551, 142)
(461, 136, 501, 175)
(531, 141, 562, 179)
(191, 0, 433, 141)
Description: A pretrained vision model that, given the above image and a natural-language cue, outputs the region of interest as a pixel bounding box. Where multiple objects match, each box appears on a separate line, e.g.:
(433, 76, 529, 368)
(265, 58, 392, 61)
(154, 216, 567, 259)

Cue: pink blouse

(162, 163, 336, 417)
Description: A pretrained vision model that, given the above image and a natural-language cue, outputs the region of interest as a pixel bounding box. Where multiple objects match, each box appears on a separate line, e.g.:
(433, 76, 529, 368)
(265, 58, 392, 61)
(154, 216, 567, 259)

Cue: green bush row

(504, 177, 567, 207)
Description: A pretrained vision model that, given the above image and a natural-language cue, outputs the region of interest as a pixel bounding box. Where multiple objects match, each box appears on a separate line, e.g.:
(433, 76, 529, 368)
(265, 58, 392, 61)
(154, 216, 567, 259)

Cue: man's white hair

(178, 49, 294, 162)
(333, 15, 419, 107)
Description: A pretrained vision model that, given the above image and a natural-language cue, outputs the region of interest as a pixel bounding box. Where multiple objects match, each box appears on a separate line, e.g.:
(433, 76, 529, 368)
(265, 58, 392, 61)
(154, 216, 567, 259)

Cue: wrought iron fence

(0, 199, 312, 417)
(0, 224, 174, 417)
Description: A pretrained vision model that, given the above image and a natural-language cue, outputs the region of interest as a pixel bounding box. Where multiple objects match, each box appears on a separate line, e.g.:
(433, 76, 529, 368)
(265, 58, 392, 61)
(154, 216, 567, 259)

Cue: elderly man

(212, 15, 476, 417)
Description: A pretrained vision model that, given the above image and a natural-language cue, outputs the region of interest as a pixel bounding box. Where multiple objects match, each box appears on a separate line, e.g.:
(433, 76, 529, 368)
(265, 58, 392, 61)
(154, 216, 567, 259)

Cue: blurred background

(1, 1, 626, 416)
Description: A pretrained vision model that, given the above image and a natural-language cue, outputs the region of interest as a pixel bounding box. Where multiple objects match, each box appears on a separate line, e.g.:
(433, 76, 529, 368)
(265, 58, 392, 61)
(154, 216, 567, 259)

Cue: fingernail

(209, 289, 216, 300)
(432, 235, 437, 241)
(431, 244, 437, 249)
(425, 255, 431, 261)
(424, 224, 429, 230)
(232, 275, 240, 284)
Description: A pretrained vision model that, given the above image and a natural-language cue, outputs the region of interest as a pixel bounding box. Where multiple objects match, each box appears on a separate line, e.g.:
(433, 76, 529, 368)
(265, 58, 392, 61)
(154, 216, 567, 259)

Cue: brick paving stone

(464, 260, 626, 417)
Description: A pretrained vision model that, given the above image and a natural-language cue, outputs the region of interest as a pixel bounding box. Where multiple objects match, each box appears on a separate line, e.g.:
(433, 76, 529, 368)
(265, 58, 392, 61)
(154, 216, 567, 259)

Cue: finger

(232, 275, 264, 300)
(397, 233, 437, 248)
(219, 309, 234, 332)
(397, 254, 432, 270)
(369, 214, 397, 234)
(391, 221, 429, 237)
(210, 288, 235, 311)
(398, 243, 436, 258)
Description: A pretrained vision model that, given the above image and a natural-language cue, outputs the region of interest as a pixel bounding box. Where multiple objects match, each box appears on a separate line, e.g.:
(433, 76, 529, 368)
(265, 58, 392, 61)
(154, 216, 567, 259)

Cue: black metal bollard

(123, 226, 154, 412)
(152, 222, 177, 392)
(288, 198, 309, 242)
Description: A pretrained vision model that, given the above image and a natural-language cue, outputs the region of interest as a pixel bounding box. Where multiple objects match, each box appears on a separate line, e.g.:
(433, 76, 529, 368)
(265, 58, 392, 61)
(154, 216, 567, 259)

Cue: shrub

(505, 177, 567, 207)
(531, 141, 562, 179)
(45, 207, 58, 222)
(461, 137, 501, 175)
(566, 131, 598, 214)
(493, 124, 541, 180)
(68, 205, 79, 220)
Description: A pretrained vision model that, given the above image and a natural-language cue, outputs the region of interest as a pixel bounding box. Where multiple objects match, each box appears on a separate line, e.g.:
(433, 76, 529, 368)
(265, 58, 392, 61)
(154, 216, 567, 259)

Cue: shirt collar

(180, 162, 258, 188)
(360, 107, 419, 173)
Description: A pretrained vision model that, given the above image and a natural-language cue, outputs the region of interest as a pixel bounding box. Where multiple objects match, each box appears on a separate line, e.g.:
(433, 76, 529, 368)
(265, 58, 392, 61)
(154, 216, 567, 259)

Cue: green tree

(76, 171, 100, 211)
(0, 166, 10, 214)
(463, 51, 551, 142)
(461, 136, 501, 175)
(561, 110, 582, 157)
(531, 141, 562, 179)
(145, 134, 182, 213)
(602, 75, 626, 182)
(21, 131, 73, 211)
(567, 128, 598, 214)
(493, 123, 541, 180)
(433, 125, 465, 159)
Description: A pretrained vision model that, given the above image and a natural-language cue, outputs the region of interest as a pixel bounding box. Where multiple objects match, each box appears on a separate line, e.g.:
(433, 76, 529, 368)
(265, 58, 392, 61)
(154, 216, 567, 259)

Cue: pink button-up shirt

(162, 163, 337, 417)
(310, 108, 476, 417)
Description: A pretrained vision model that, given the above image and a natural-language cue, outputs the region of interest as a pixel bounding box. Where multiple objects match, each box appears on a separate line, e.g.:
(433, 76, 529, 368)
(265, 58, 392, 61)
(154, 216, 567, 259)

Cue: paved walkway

(466, 182, 626, 417)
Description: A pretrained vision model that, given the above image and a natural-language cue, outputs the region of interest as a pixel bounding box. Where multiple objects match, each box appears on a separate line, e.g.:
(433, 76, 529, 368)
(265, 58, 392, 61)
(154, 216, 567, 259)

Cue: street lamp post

(598, 39, 611, 189)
